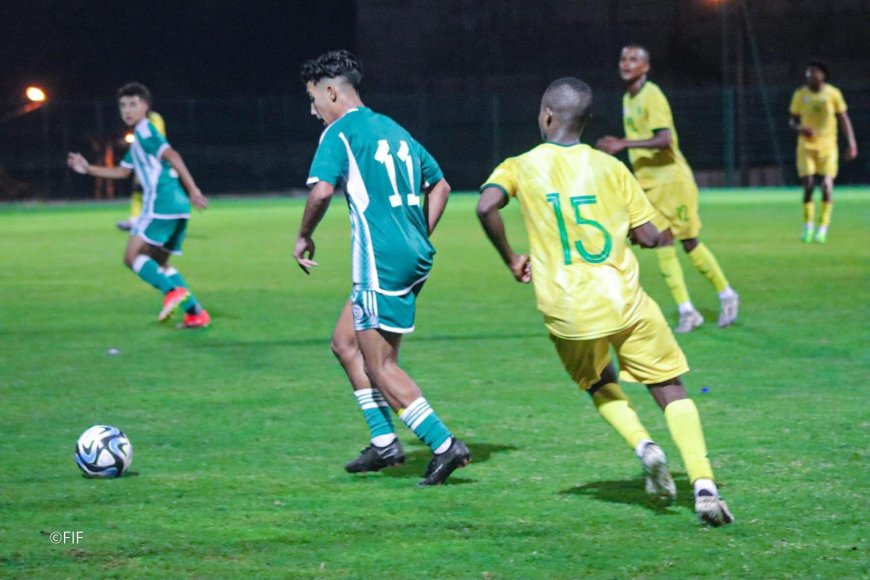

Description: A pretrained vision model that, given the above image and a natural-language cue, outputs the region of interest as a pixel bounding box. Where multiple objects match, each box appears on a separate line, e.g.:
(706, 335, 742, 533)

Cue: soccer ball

(74, 425, 133, 478)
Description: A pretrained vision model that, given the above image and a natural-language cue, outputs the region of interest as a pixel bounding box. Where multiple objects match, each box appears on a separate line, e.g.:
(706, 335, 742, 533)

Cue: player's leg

(588, 365, 653, 454)
(798, 144, 817, 242)
(551, 334, 652, 451)
(682, 237, 739, 328)
(672, 180, 738, 328)
(647, 379, 733, 526)
(356, 327, 469, 485)
(130, 190, 143, 221)
(151, 219, 208, 326)
(123, 233, 186, 320)
(646, 184, 701, 333)
(801, 176, 816, 242)
(332, 300, 403, 473)
(550, 333, 674, 501)
(815, 154, 837, 243)
(353, 288, 469, 485)
(816, 176, 833, 242)
(117, 190, 143, 232)
(657, 230, 701, 333)
(615, 293, 732, 525)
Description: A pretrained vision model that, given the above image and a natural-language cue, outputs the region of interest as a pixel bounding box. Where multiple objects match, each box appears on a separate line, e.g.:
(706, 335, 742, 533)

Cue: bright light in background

(25, 86, 47, 102)
(124, 132, 135, 144)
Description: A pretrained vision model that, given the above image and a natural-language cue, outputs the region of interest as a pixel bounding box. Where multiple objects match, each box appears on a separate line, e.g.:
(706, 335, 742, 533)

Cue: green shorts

(350, 281, 425, 334)
(133, 217, 188, 255)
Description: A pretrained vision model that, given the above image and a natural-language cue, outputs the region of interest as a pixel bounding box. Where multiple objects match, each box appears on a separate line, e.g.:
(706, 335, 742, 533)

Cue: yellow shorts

(550, 293, 689, 390)
(645, 181, 702, 240)
(797, 145, 838, 178)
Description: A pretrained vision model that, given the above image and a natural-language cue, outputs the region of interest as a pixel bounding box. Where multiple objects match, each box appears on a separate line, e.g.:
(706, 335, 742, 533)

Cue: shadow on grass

(202, 332, 541, 350)
(559, 472, 694, 514)
(367, 442, 517, 485)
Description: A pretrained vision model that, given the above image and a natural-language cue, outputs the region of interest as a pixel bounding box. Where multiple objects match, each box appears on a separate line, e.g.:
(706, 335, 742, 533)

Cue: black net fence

(1, 83, 867, 200)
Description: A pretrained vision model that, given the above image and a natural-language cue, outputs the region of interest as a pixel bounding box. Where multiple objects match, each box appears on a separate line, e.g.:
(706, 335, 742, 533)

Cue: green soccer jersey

(307, 107, 444, 294)
(121, 118, 190, 218)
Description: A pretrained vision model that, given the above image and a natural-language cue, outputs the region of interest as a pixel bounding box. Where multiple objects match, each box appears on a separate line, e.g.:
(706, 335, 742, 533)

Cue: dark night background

(1, 0, 868, 196)
(0, 0, 356, 99)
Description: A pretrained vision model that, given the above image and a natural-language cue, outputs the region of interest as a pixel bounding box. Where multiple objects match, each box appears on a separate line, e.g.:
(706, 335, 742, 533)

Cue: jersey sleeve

(832, 88, 847, 113)
(306, 128, 347, 187)
(481, 158, 518, 199)
(120, 150, 134, 169)
(414, 139, 444, 189)
(136, 121, 170, 158)
(645, 87, 673, 132)
(789, 90, 802, 116)
(619, 162, 657, 228)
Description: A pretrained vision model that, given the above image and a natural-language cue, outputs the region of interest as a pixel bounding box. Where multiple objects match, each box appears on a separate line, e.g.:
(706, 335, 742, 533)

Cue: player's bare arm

(477, 186, 531, 283)
(423, 178, 451, 235)
(66, 152, 132, 179)
(294, 180, 335, 274)
(596, 129, 671, 155)
(789, 114, 815, 138)
(837, 112, 858, 160)
(629, 221, 661, 248)
(162, 148, 208, 210)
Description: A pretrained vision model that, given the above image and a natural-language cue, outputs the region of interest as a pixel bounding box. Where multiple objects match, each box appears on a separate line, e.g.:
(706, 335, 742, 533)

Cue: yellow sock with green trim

(688, 243, 730, 293)
(803, 202, 815, 228)
(820, 202, 833, 228)
(664, 398, 714, 483)
(130, 191, 143, 220)
(656, 246, 690, 306)
(592, 383, 651, 450)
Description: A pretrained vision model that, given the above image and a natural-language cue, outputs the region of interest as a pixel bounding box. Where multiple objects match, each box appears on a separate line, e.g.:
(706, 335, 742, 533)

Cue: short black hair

(300, 50, 363, 88)
(116, 82, 152, 105)
(542, 77, 594, 132)
(805, 59, 830, 80)
(623, 44, 651, 64)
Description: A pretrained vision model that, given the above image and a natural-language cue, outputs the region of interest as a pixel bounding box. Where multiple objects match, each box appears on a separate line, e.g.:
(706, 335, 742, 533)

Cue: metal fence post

(723, 87, 736, 187)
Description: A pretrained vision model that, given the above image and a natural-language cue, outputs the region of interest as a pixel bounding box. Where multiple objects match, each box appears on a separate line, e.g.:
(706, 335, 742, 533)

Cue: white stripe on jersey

(130, 142, 162, 217)
(339, 131, 380, 291)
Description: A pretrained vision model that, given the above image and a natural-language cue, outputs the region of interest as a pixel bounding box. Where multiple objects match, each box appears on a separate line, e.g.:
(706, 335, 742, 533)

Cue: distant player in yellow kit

(598, 46, 738, 333)
(117, 111, 167, 232)
(478, 77, 733, 526)
(789, 60, 858, 243)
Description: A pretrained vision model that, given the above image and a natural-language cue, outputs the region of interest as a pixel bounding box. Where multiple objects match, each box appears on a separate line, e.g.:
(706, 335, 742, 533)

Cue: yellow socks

(130, 191, 143, 221)
(656, 246, 690, 306)
(592, 383, 651, 450)
(688, 243, 730, 294)
(803, 201, 815, 229)
(819, 202, 833, 229)
(664, 399, 714, 483)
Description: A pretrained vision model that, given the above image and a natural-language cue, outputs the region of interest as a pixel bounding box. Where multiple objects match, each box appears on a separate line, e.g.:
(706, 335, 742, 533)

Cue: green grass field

(1, 189, 868, 579)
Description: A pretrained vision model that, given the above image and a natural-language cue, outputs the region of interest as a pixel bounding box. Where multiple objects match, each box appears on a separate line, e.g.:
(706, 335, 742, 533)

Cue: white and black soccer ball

(74, 425, 133, 478)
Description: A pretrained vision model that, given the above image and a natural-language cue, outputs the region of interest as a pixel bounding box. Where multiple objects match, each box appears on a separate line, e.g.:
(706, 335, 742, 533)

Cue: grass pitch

(1, 189, 868, 579)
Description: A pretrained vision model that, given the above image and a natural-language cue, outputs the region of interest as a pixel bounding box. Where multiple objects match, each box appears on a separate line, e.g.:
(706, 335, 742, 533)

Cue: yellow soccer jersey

(482, 143, 658, 340)
(622, 81, 694, 189)
(148, 111, 166, 137)
(789, 84, 847, 150)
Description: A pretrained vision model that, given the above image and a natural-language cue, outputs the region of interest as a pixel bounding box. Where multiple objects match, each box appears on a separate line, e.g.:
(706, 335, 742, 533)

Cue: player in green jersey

(295, 50, 469, 485)
(67, 82, 211, 328)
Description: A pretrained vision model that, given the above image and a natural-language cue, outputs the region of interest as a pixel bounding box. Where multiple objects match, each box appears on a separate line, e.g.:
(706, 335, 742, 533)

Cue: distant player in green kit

(67, 82, 211, 328)
(295, 50, 469, 485)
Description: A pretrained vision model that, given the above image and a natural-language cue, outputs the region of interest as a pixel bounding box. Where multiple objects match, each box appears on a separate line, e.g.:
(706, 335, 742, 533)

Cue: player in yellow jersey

(478, 77, 734, 526)
(597, 46, 738, 333)
(117, 110, 167, 232)
(789, 60, 858, 243)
